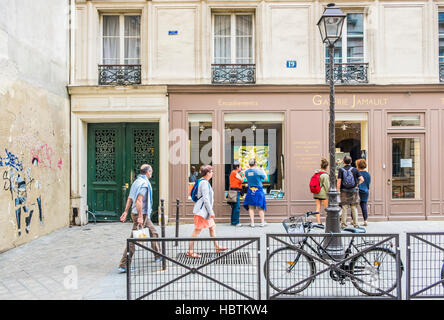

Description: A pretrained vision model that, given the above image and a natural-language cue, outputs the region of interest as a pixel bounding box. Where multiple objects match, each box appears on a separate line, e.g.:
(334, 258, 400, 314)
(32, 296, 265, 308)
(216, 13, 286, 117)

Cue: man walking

(118, 164, 161, 273)
(337, 156, 364, 228)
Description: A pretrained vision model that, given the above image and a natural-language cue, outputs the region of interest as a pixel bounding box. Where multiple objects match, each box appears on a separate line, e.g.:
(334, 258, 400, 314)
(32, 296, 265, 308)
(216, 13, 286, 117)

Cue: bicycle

(265, 211, 404, 296)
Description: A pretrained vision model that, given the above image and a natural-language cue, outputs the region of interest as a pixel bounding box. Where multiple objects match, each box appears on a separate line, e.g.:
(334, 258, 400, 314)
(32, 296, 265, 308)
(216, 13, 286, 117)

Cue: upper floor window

(439, 12, 444, 63)
(213, 13, 254, 64)
(326, 13, 364, 64)
(212, 13, 255, 84)
(102, 15, 141, 65)
(439, 12, 444, 82)
(325, 12, 368, 84)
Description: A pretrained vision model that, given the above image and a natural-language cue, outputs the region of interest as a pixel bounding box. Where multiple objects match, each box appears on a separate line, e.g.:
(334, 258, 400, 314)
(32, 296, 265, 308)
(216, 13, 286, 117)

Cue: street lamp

(317, 3, 346, 259)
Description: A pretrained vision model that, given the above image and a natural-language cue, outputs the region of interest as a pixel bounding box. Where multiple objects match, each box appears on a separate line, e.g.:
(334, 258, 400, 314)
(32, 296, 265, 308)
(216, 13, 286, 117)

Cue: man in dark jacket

(337, 156, 364, 228)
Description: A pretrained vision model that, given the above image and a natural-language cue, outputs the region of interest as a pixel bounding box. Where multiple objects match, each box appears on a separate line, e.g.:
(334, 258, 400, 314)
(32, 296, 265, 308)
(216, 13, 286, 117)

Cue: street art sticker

(1, 148, 44, 237)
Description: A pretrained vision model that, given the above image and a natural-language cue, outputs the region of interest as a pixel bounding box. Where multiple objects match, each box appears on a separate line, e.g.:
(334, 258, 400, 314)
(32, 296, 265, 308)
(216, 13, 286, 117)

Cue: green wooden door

(87, 123, 159, 222)
(125, 123, 160, 222)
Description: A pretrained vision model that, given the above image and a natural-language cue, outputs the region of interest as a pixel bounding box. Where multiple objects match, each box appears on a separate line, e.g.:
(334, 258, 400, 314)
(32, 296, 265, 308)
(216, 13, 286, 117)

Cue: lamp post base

(322, 191, 344, 260)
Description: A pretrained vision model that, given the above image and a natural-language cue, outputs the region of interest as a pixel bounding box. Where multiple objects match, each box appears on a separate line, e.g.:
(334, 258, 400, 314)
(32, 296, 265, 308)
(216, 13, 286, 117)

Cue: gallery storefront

(168, 85, 444, 223)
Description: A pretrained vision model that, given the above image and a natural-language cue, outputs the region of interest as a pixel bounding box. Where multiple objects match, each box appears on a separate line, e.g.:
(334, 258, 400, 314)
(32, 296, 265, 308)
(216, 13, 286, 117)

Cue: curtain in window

(103, 16, 120, 64)
(124, 16, 140, 65)
(236, 15, 252, 64)
(214, 15, 231, 64)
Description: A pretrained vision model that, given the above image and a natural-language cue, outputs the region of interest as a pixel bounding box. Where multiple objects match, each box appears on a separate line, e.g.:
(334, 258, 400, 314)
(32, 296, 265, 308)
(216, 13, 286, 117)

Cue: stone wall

(0, 0, 70, 252)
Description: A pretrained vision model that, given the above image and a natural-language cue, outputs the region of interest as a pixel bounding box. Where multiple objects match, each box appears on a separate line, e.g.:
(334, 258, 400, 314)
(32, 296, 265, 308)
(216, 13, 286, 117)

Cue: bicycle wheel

(351, 247, 400, 296)
(265, 246, 315, 295)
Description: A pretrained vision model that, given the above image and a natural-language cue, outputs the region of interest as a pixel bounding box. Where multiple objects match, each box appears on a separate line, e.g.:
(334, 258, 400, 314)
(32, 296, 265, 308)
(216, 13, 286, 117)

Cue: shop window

(224, 113, 284, 200)
(392, 138, 421, 199)
(390, 114, 423, 127)
(335, 113, 368, 172)
(188, 114, 212, 199)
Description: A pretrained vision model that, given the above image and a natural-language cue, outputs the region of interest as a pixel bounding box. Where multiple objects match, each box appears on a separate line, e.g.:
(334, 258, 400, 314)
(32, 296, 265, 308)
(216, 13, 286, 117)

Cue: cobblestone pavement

(0, 219, 443, 300)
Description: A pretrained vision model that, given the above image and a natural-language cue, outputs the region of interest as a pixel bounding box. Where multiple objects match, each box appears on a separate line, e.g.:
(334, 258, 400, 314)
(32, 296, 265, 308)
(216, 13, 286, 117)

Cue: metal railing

(127, 237, 261, 300)
(211, 64, 256, 84)
(406, 232, 444, 299)
(98, 64, 142, 85)
(265, 233, 402, 300)
(440, 63, 444, 83)
(325, 62, 369, 84)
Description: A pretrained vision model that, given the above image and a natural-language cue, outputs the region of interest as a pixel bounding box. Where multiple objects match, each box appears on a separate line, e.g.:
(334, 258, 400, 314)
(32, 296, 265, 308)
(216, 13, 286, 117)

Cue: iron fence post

(395, 234, 402, 300)
(406, 233, 411, 300)
(126, 239, 131, 300)
(160, 199, 166, 270)
(175, 199, 180, 246)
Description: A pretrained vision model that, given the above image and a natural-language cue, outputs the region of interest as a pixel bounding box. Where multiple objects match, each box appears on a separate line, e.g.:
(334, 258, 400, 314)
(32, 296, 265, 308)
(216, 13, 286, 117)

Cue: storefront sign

(312, 94, 389, 109)
(400, 159, 413, 168)
(217, 99, 259, 106)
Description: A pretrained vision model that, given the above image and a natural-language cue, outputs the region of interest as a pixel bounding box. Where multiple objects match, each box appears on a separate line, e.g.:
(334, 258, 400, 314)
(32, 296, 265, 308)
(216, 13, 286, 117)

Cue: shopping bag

(133, 227, 149, 239)
(226, 190, 238, 203)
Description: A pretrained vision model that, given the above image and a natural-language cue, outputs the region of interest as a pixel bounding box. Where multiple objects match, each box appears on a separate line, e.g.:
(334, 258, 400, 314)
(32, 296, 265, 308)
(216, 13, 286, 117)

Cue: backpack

(341, 167, 357, 189)
(309, 171, 326, 194)
(190, 178, 204, 202)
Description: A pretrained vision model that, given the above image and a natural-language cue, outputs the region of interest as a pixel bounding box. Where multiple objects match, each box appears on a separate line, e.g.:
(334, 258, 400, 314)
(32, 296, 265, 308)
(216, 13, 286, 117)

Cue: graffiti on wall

(1, 148, 49, 237)
(31, 144, 63, 170)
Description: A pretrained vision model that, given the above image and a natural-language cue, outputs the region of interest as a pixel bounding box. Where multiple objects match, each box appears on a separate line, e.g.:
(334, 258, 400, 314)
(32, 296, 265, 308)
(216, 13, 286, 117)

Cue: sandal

(216, 247, 228, 253)
(186, 251, 201, 258)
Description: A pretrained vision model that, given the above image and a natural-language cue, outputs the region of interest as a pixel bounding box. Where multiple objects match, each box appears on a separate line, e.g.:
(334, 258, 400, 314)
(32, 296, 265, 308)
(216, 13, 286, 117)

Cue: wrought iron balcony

(325, 62, 369, 84)
(211, 64, 255, 84)
(440, 63, 444, 83)
(98, 64, 141, 85)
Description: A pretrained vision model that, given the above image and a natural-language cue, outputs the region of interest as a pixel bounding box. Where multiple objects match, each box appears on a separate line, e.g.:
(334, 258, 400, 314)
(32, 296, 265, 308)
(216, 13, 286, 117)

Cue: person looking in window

(243, 159, 268, 227)
(229, 160, 244, 227)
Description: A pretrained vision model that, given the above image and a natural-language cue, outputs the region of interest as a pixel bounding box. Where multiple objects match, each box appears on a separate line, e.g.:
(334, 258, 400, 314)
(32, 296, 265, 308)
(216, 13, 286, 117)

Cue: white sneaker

(260, 222, 267, 227)
(250, 223, 255, 228)
(235, 223, 242, 227)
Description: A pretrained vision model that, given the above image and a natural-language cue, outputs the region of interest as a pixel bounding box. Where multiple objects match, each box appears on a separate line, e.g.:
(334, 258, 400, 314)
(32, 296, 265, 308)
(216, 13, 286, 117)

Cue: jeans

(360, 201, 368, 221)
(230, 191, 241, 225)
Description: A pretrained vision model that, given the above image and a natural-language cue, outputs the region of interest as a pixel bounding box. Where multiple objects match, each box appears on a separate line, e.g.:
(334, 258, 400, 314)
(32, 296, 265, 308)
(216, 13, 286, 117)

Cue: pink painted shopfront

(168, 85, 444, 223)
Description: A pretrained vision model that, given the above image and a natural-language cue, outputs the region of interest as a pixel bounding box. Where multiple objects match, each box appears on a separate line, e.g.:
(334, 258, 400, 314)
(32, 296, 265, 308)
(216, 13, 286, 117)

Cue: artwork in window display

(233, 145, 269, 174)
(277, 192, 284, 199)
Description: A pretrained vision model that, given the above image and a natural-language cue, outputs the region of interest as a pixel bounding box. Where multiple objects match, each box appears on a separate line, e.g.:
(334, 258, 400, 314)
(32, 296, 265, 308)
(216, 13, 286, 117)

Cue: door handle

(387, 179, 391, 185)
(122, 183, 129, 191)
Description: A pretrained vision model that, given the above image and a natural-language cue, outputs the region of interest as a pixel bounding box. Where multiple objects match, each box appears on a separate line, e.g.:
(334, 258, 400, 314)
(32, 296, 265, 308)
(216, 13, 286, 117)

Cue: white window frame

(212, 12, 255, 65)
(326, 12, 366, 64)
(100, 13, 141, 65)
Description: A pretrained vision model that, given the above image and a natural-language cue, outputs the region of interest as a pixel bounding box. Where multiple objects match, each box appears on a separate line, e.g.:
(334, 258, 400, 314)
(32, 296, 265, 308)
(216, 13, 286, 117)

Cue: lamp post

(317, 3, 346, 259)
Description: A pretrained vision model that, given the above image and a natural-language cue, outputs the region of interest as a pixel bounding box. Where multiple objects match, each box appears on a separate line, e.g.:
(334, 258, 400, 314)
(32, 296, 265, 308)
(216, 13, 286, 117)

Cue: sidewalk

(0, 219, 443, 300)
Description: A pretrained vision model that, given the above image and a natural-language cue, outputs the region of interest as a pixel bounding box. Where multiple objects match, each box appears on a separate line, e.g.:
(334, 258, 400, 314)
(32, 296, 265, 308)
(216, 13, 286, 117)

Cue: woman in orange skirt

(187, 165, 227, 258)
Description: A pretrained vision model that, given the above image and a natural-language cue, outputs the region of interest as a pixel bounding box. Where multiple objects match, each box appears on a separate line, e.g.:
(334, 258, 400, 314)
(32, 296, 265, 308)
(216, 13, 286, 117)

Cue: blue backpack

(190, 178, 204, 202)
(342, 167, 357, 189)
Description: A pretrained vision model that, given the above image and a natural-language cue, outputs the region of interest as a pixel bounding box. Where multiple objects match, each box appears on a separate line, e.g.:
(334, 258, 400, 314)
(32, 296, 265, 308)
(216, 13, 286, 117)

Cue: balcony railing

(440, 63, 444, 83)
(325, 62, 369, 84)
(98, 64, 141, 86)
(211, 64, 255, 84)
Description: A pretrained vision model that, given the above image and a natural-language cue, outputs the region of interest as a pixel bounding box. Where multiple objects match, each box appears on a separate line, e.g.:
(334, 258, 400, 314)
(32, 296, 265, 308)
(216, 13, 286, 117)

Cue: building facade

(69, 0, 444, 224)
(0, 0, 70, 252)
